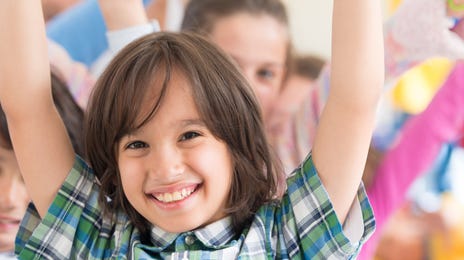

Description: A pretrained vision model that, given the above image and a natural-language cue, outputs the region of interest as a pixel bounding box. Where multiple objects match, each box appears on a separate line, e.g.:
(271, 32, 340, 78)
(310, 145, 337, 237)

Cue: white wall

(285, 0, 333, 59)
(285, 0, 388, 59)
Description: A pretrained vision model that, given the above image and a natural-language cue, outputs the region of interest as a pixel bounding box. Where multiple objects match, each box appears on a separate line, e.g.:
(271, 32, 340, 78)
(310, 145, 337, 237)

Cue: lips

(0, 217, 21, 231)
(0, 217, 20, 224)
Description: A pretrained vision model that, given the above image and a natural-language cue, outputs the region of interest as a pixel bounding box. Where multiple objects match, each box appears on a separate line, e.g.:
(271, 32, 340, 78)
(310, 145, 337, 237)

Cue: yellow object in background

(390, 58, 454, 114)
(429, 193, 464, 260)
(388, 0, 403, 14)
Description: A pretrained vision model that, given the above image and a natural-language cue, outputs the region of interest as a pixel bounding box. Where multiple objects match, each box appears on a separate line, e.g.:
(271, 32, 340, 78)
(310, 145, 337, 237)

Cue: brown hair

(289, 54, 326, 81)
(0, 72, 84, 156)
(181, 0, 288, 35)
(85, 32, 282, 237)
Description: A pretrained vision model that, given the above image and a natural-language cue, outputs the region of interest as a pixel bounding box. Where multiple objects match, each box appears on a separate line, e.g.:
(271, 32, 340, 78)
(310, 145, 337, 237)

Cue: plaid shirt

(15, 154, 374, 259)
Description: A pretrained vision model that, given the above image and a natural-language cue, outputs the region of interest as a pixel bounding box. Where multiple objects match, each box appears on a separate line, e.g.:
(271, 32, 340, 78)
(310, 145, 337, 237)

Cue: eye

(257, 69, 275, 80)
(125, 141, 148, 150)
(179, 131, 201, 141)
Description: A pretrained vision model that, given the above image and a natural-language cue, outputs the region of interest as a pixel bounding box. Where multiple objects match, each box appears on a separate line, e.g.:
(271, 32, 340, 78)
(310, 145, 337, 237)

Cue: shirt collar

(149, 216, 236, 249)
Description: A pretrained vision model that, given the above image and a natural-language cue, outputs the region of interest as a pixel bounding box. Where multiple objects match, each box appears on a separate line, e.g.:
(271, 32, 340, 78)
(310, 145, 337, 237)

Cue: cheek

(190, 142, 233, 183)
(7, 180, 30, 210)
(18, 185, 31, 210)
(8, 179, 30, 206)
(254, 87, 279, 117)
(118, 158, 144, 194)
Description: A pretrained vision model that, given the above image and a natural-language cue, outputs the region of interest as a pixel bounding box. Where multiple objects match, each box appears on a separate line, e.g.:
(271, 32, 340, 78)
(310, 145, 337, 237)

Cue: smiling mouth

(0, 218, 19, 223)
(0, 218, 20, 229)
(151, 185, 199, 203)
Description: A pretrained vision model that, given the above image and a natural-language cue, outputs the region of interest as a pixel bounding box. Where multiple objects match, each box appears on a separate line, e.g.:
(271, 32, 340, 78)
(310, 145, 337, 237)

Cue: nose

(148, 145, 185, 182)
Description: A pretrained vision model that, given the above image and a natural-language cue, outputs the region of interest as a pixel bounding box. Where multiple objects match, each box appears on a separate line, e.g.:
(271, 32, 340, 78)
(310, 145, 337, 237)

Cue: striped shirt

(15, 154, 374, 259)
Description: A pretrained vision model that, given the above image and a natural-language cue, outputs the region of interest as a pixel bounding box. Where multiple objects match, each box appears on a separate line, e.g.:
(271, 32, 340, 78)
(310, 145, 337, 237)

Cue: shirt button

(185, 235, 195, 245)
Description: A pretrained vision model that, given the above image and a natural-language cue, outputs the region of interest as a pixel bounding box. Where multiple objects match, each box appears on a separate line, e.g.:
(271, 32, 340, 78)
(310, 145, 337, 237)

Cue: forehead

(136, 68, 196, 121)
(209, 13, 288, 67)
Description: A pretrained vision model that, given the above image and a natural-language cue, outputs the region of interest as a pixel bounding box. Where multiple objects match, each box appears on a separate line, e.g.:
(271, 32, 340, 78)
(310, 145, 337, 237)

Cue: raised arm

(91, 0, 160, 77)
(99, 0, 148, 31)
(0, 0, 75, 217)
(312, 0, 384, 222)
(100, 0, 162, 53)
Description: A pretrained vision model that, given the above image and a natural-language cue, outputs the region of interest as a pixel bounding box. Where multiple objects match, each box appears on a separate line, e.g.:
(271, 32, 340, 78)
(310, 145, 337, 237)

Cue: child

(0, 0, 383, 259)
(180, 0, 322, 174)
(98, 0, 300, 173)
(0, 72, 85, 259)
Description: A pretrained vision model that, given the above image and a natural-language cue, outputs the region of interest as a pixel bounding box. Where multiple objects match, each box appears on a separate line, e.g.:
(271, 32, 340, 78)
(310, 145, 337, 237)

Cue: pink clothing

(48, 39, 95, 108)
(359, 62, 464, 259)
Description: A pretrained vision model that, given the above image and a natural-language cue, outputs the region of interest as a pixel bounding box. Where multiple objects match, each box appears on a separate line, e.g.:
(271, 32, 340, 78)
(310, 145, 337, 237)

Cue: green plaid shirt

(15, 154, 374, 259)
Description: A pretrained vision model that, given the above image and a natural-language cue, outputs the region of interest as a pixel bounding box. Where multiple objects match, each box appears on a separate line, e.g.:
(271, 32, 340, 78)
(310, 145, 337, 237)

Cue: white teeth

(164, 193, 173, 202)
(154, 187, 195, 203)
(172, 191, 182, 201)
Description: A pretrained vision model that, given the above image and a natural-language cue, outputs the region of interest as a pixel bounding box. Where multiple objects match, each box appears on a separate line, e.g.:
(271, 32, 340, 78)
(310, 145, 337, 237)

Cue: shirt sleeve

(15, 156, 118, 259)
(275, 153, 375, 259)
(106, 20, 161, 54)
(90, 21, 161, 78)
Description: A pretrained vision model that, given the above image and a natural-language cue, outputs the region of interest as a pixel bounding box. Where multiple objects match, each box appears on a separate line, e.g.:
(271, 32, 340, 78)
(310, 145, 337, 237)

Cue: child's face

(209, 13, 288, 122)
(117, 71, 233, 233)
(0, 146, 30, 252)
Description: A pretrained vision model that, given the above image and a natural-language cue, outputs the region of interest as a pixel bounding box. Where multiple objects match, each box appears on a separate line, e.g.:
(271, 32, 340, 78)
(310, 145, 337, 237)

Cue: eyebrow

(179, 119, 206, 128)
(126, 118, 207, 137)
(230, 54, 284, 68)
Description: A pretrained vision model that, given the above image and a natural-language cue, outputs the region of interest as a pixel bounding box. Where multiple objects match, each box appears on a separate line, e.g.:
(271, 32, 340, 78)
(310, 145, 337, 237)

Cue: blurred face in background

(0, 146, 29, 253)
(209, 13, 288, 122)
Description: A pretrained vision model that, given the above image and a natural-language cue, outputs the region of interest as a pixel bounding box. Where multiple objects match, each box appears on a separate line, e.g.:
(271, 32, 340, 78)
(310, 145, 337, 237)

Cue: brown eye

(179, 131, 200, 141)
(257, 69, 275, 80)
(126, 141, 148, 150)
